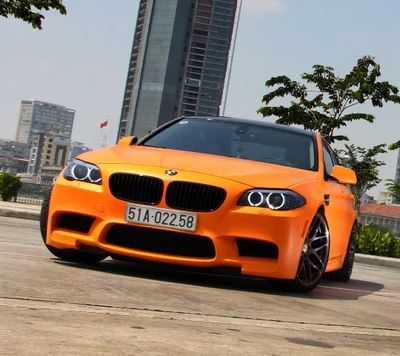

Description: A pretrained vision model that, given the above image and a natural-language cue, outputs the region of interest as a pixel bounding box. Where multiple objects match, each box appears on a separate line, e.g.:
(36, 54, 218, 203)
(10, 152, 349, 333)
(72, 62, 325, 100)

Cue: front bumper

(47, 170, 314, 280)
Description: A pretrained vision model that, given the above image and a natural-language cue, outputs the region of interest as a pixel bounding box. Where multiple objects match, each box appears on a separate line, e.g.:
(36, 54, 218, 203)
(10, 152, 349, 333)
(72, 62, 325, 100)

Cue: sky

(1, 0, 399, 197)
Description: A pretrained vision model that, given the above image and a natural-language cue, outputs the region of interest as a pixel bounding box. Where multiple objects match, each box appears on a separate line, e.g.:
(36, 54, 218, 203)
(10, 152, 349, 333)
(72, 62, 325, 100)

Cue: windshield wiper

(141, 145, 167, 149)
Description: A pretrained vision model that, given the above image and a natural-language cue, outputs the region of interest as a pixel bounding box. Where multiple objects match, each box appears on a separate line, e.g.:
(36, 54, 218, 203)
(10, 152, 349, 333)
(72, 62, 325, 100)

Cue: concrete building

(15, 100, 75, 158)
(0, 139, 29, 174)
(0, 139, 27, 159)
(0, 157, 28, 175)
(377, 191, 393, 205)
(117, 0, 239, 140)
(28, 132, 71, 185)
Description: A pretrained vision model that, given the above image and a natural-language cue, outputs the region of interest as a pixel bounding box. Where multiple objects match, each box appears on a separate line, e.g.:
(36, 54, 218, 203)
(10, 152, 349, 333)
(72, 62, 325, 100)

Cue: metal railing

(12, 183, 52, 205)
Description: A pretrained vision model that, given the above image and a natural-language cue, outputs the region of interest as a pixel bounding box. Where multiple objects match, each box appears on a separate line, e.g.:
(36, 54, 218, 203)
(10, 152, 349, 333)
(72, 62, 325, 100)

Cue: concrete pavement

(0, 201, 41, 220)
(0, 200, 399, 269)
(2, 216, 399, 356)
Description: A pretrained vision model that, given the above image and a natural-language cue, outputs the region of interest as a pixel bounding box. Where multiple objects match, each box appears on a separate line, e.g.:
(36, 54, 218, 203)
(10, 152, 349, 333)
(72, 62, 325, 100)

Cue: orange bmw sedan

(40, 116, 357, 293)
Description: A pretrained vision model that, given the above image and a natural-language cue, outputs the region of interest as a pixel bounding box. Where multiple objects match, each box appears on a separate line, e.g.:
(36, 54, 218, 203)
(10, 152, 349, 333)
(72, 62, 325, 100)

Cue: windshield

(140, 118, 317, 171)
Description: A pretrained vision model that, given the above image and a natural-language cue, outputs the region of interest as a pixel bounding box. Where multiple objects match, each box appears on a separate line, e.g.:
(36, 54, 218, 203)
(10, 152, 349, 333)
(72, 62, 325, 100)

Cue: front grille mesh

(109, 173, 163, 205)
(166, 182, 226, 212)
(105, 224, 216, 258)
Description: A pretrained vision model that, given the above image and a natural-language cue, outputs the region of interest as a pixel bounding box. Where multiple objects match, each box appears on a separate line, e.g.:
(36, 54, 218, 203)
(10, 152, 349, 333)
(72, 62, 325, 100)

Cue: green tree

(0, 0, 66, 29)
(257, 55, 400, 144)
(385, 179, 400, 201)
(0, 172, 23, 201)
(389, 140, 400, 150)
(338, 144, 387, 212)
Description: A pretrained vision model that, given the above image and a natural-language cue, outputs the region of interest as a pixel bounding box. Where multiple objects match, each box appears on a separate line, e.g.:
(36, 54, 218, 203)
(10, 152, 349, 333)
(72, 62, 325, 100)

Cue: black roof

(181, 115, 316, 137)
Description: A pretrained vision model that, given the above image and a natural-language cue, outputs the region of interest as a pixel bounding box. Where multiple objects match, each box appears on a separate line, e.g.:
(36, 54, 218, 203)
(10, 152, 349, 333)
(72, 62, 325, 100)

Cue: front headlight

(63, 159, 102, 185)
(237, 189, 306, 210)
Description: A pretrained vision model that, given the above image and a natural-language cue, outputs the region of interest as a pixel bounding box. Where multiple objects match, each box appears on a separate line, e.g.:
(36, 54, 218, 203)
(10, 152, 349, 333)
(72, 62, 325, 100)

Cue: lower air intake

(236, 238, 278, 259)
(58, 214, 95, 233)
(105, 224, 216, 258)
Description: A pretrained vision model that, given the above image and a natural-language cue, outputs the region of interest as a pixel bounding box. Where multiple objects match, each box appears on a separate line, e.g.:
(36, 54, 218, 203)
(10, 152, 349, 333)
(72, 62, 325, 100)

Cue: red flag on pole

(100, 120, 108, 129)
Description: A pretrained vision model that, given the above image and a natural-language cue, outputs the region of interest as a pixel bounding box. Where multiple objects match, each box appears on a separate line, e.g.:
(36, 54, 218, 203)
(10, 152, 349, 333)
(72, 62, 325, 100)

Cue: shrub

(356, 224, 400, 258)
(0, 172, 23, 201)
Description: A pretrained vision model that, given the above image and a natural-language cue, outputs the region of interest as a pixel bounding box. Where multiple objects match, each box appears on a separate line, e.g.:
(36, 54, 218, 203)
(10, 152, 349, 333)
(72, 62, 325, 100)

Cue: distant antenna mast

(221, 0, 243, 116)
(100, 134, 108, 148)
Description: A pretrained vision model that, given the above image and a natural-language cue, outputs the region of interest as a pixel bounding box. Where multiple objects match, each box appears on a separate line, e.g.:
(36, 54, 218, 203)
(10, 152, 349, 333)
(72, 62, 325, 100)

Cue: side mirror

(117, 136, 138, 146)
(330, 165, 357, 185)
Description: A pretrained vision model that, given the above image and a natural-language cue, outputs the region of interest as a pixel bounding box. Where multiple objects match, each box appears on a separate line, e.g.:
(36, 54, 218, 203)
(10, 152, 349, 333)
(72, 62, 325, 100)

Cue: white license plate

(125, 204, 198, 232)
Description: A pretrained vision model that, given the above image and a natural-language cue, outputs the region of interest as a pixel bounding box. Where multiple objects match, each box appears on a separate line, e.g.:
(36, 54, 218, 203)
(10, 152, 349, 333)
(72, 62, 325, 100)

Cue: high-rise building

(117, 0, 238, 140)
(15, 100, 75, 158)
(393, 148, 400, 204)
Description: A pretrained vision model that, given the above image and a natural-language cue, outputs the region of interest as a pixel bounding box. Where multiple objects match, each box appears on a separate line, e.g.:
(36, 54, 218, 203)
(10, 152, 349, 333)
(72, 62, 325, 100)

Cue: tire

(324, 224, 356, 282)
(40, 189, 106, 264)
(268, 211, 330, 293)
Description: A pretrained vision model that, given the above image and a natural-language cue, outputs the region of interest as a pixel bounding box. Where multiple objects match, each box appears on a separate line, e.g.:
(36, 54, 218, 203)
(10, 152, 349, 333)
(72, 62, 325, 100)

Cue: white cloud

(241, 0, 286, 15)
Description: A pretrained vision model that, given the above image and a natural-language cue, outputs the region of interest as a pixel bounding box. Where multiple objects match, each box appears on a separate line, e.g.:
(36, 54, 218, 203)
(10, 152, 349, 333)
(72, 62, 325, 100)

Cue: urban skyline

(1, 96, 399, 200)
(1, 99, 90, 180)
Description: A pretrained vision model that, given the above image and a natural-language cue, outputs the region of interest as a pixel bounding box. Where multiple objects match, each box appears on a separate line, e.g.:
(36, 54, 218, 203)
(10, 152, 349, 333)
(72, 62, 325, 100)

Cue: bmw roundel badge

(166, 169, 178, 176)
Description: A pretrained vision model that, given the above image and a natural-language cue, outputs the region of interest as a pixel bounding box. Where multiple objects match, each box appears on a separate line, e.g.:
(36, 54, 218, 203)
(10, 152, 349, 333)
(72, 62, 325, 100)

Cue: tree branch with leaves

(0, 0, 66, 29)
(388, 141, 400, 150)
(338, 144, 387, 212)
(257, 55, 400, 144)
(385, 179, 400, 202)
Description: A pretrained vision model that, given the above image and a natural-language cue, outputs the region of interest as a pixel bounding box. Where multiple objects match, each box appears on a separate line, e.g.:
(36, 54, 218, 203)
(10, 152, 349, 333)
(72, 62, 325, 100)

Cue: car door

(321, 140, 354, 259)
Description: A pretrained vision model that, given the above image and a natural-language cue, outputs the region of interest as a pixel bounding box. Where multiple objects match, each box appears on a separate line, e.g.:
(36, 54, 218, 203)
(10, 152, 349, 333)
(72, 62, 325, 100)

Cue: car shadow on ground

(53, 258, 384, 301)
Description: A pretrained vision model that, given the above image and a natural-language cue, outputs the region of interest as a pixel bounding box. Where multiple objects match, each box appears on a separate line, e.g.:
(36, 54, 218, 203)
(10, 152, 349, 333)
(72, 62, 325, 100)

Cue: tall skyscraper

(15, 100, 75, 158)
(117, 0, 238, 140)
(394, 148, 400, 204)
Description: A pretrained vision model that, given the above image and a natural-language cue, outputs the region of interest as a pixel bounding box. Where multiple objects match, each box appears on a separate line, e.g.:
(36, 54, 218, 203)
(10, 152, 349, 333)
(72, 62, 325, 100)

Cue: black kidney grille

(105, 224, 215, 258)
(109, 174, 164, 204)
(166, 182, 226, 212)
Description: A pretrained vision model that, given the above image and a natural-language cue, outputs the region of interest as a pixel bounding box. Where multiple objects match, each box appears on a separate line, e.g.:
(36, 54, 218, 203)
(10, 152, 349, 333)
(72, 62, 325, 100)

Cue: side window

(322, 140, 336, 175)
(326, 142, 339, 166)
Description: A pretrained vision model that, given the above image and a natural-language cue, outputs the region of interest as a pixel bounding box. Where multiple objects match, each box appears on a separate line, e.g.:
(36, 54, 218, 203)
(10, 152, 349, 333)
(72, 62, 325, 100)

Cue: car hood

(79, 146, 319, 188)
